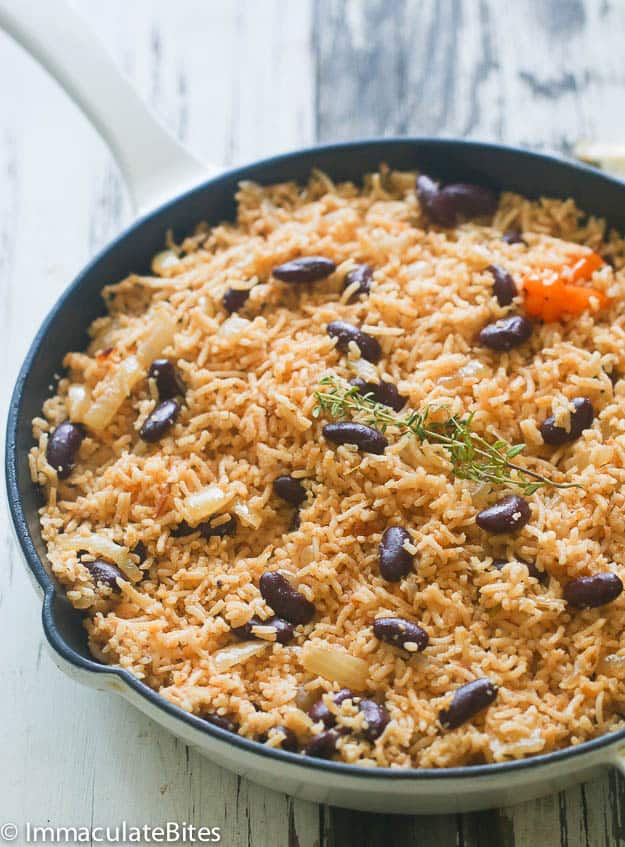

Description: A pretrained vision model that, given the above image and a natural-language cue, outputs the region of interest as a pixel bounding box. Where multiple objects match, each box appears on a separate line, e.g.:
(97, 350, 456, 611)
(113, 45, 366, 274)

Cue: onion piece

(56, 533, 142, 582)
(182, 484, 233, 526)
(301, 643, 369, 691)
(67, 384, 92, 423)
(232, 501, 262, 529)
(151, 249, 180, 276)
(82, 355, 143, 431)
(136, 307, 177, 367)
(213, 641, 268, 672)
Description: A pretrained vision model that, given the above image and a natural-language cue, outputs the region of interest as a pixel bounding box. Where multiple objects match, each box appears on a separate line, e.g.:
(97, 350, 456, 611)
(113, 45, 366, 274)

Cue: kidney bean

(273, 475, 307, 506)
(359, 699, 390, 741)
(478, 315, 533, 351)
(378, 526, 413, 582)
(147, 359, 185, 400)
(272, 256, 336, 283)
(417, 175, 497, 227)
(290, 511, 301, 532)
(46, 421, 84, 479)
(344, 263, 373, 298)
(416, 175, 459, 227)
(540, 397, 595, 446)
(202, 713, 239, 733)
(492, 558, 548, 585)
(439, 678, 498, 729)
(327, 320, 382, 363)
(259, 571, 315, 625)
(202, 516, 237, 539)
(305, 729, 340, 758)
(502, 229, 526, 245)
(563, 573, 623, 608)
(487, 264, 517, 307)
(373, 617, 429, 652)
(308, 689, 355, 727)
(223, 287, 250, 313)
(170, 520, 196, 537)
(84, 559, 126, 592)
(131, 541, 147, 563)
(139, 398, 180, 442)
(259, 726, 299, 752)
(476, 495, 531, 534)
(349, 378, 407, 412)
(323, 422, 388, 454)
(443, 182, 497, 218)
(232, 615, 295, 645)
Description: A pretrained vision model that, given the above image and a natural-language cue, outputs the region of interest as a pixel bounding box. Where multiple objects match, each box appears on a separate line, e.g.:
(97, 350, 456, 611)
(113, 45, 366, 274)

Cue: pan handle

(0, 0, 217, 214)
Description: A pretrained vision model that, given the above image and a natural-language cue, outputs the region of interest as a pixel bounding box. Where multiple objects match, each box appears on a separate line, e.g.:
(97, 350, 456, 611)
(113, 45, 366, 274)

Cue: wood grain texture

(2, 1, 625, 845)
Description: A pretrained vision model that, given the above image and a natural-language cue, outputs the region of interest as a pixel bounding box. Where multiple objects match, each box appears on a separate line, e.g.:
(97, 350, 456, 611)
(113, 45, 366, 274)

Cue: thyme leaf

(313, 375, 580, 495)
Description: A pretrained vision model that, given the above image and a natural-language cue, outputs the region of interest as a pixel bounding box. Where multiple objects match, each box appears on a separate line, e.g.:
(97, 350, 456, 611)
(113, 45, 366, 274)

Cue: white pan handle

(0, 0, 217, 214)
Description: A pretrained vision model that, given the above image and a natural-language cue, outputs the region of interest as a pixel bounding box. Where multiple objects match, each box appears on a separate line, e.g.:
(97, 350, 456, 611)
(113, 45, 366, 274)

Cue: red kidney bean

(476, 495, 531, 534)
(563, 573, 623, 608)
(223, 287, 250, 313)
(540, 397, 594, 446)
(131, 541, 147, 563)
(327, 320, 382, 363)
(139, 398, 180, 442)
(84, 559, 126, 591)
(147, 359, 185, 400)
(273, 475, 307, 506)
(323, 422, 388, 454)
(202, 713, 239, 733)
(231, 615, 295, 645)
(416, 175, 458, 227)
(259, 726, 299, 752)
(308, 689, 355, 727)
(344, 263, 373, 298)
(373, 617, 429, 651)
(171, 516, 236, 539)
(492, 558, 548, 585)
(305, 729, 340, 758)
(502, 229, 526, 245)
(259, 572, 315, 625)
(359, 699, 390, 741)
(46, 421, 84, 479)
(349, 378, 407, 412)
(272, 256, 336, 283)
(439, 678, 498, 729)
(200, 515, 237, 539)
(478, 315, 533, 351)
(379, 526, 413, 582)
(417, 175, 497, 227)
(487, 264, 517, 307)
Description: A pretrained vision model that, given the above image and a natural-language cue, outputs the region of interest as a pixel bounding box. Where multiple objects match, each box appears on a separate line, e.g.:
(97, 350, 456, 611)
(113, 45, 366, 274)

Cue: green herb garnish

(313, 375, 579, 495)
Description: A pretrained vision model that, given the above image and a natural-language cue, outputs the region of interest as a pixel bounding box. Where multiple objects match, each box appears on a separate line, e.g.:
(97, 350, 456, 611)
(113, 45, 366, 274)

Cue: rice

(29, 166, 625, 767)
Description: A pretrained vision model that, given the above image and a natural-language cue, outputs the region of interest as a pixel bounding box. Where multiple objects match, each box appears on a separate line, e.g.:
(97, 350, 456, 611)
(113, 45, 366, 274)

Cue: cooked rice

(30, 167, 625, 767)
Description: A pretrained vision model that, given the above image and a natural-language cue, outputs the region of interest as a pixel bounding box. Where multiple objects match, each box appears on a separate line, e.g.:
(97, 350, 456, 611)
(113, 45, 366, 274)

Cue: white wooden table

(3, 2, 625, 845)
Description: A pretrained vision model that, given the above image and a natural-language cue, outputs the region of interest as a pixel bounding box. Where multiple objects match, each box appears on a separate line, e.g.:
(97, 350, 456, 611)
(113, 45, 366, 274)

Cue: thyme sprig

(313, 375, 580, 495)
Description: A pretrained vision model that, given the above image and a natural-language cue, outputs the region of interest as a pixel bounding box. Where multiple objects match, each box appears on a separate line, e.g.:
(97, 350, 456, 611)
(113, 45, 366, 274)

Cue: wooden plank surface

(2, 1, 625, 845)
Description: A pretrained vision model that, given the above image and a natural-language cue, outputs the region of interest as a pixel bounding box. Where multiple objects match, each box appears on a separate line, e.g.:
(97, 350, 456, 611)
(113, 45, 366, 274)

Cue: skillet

(4, 0, 625, 814)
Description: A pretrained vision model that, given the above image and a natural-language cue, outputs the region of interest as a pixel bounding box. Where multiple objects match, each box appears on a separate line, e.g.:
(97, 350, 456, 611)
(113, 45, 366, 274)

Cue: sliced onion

(56, 533, 142, 582)
(213, 641, 268, 672)
(136, 307, 177, 367)
(183, 484, 232, 526)
(232, 501, 262, 529)
(219, 315, 252, 338)
(82, 355, 143, 431)
(67, 384, 91, 423)
(151, 249, 180, 276)
(301, 643, 369, 691)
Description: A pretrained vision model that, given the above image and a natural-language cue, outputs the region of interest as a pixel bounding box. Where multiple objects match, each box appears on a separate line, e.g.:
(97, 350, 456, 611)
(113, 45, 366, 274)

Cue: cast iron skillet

(5, 1, 625, 817)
